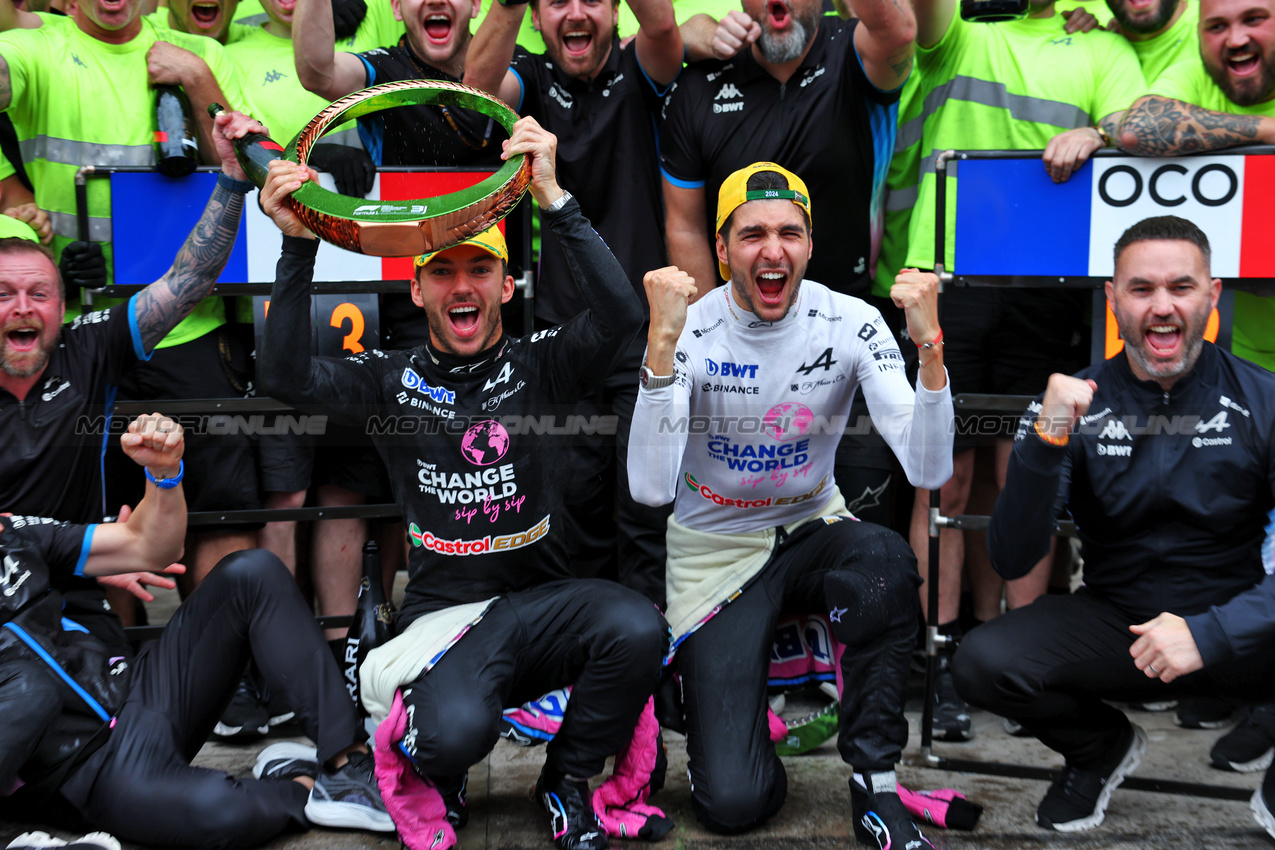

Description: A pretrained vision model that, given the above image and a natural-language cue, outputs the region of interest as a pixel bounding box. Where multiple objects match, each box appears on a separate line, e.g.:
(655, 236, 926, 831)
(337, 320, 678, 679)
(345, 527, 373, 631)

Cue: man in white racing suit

(628, 161, 953, 849)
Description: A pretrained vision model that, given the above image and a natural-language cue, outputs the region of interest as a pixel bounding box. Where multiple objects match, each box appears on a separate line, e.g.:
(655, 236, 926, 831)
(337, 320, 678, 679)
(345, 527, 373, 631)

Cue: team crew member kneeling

(257, 117, 668, 850)
(0, 414, 392, 849)
(953, 216, 1275, 836)
(628, 162, 954, 849)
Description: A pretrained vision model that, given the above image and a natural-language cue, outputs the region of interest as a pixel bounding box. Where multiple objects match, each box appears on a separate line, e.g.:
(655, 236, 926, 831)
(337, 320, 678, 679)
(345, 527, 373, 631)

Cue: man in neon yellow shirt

(1122, 0, 1275, 371)
(1106, 0, 1199, 84)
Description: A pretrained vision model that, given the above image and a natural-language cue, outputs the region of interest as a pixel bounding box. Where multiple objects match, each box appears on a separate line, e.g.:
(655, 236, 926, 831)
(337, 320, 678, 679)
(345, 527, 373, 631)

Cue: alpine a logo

(407, 515, 550, 555)
(1098, 419, 1132, 440)
(1195, 411, 1231, 433)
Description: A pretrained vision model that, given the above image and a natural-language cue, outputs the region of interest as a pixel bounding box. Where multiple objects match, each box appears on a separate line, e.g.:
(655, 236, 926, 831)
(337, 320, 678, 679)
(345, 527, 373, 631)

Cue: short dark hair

(1113, 215, 1211, 273)
(719, 171, 813, 241)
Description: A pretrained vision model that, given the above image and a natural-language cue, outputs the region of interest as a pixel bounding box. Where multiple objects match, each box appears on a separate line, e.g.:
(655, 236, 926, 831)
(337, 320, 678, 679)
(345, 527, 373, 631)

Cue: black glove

(307, 143, 376, 198)
(331, 0, 368, 40)
(58, 241, 106, 292)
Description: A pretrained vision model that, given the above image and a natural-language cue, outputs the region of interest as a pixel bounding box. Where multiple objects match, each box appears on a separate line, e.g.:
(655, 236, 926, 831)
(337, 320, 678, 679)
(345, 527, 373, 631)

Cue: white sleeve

(628, 347, 694, 507)
(854, 325, 954, 490)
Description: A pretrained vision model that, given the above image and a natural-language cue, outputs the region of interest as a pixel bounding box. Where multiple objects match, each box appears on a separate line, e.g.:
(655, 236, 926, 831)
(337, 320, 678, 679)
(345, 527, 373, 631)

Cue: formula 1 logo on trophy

(209, 80, 532, 257)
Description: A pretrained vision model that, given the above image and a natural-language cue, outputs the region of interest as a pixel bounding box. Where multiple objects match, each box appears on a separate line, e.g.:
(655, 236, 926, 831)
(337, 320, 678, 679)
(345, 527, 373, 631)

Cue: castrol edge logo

(407, 515, 551, 555)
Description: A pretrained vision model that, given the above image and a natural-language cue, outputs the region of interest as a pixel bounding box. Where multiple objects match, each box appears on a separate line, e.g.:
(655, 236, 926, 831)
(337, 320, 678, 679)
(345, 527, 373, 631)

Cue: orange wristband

(1034, 417, 1069, 447)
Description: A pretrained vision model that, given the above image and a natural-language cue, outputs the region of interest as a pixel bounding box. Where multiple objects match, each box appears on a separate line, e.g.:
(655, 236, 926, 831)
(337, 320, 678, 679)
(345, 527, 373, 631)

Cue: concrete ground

(2, 583, 1271, 849)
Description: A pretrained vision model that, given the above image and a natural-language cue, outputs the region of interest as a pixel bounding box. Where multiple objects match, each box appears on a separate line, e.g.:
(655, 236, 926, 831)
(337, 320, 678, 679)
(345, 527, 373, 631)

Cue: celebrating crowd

(1, 0, 1275, 845)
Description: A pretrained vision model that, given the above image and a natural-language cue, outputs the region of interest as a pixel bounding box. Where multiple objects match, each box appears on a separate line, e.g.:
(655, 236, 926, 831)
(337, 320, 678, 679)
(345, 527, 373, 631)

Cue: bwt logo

(401, 368, 456, 405)
(704, 358, 758, 378)
(1098, 163, 1237, 208)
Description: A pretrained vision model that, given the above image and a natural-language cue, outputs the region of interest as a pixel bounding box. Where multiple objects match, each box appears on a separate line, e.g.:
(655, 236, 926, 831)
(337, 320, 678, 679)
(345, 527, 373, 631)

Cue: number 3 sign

(253, 294, 381, 358)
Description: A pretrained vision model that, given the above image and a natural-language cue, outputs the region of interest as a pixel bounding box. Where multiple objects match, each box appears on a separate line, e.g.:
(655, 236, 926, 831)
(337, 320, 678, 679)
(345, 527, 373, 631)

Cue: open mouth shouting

(754, 268, 790, 308)
(767, 0, 790, 30)
(1143, 321, 1183, 360)
(1225, 44, 1263, 78)
(447, 303, 481, 338)
(423, 12, 454, 44)
(562, 26, 594, 57)
(0, 319, 52, 378)
(188, 0, 223, 29)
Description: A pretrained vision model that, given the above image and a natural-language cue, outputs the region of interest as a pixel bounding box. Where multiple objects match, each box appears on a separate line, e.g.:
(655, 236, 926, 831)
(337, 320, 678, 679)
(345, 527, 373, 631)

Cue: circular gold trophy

(214, 80, 532, 257)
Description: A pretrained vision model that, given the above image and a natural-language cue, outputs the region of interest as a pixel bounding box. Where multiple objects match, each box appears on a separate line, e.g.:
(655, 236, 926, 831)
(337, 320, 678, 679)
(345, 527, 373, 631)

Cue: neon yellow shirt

(1128, 0, 1198, 86)
(905, 12, 1147, 271)
(1153, 59, 1275, 371)
(0, 17, 246, 344)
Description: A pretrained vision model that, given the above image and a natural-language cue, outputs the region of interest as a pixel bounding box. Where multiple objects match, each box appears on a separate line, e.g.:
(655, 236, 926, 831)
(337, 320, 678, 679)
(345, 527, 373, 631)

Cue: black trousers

(559, 334, 674, 606)
(59, 550, 362, 850)
(952, 589, 1275, 772)
(398, 579, 667, 782)
(677, 518, 921, 834)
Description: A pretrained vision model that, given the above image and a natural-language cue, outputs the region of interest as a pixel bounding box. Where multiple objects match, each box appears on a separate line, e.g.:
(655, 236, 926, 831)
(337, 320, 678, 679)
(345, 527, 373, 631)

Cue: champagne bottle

(154, 85, 199, 178)
(206, 102, 286, 188)
(344, 540, 395, 722)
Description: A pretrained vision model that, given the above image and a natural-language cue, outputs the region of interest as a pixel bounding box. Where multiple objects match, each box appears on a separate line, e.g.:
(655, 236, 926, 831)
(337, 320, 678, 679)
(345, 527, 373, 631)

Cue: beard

(1107, 0, 1177, 35)
(1112, 301, 1211, 383)
(0, 321, 59, 379)
(1203, 43, 1275, 107)
(754, 4, 820, 65)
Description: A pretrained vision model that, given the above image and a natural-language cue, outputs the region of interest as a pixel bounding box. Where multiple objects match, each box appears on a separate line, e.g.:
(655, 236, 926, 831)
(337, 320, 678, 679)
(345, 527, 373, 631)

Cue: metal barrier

(917, 147, 1268, 801)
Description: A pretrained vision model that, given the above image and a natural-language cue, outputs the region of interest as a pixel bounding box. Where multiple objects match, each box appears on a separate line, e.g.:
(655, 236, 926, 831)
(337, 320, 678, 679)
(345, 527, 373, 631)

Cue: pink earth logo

(763, 402, 814, 441)
(461, 420, 510, 466)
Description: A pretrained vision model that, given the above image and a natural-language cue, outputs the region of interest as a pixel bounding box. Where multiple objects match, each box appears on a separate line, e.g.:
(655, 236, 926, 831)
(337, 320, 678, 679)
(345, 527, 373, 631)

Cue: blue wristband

(145, 459, 184, 489)
(216, 172, 255, 195)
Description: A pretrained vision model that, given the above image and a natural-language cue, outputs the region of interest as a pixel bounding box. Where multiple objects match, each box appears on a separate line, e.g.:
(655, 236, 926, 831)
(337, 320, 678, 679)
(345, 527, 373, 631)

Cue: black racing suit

(953, 343, 1275, 770)
(0, 519, 362, 849)
(258, 199, 667, 780)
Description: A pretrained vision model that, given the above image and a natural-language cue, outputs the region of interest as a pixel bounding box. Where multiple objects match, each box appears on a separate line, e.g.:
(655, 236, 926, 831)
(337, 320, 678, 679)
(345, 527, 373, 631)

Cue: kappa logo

(1195, 411, 1231, 433)
(714, 83, 743, 100)
(72, 54, 87, 68)
(1098, 419, 1132, 440)
(262, 69, 286, 85)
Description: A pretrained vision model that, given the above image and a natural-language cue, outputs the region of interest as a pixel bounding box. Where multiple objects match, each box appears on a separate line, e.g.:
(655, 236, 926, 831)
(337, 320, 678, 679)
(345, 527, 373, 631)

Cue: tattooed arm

(852, 0, 917, 92)
(133, 111, 265, 352)
(1118, 95, 1275, 156)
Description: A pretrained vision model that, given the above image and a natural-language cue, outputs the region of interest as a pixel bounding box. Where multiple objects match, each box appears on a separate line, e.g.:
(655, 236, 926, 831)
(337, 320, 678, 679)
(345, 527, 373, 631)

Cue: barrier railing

(918, 147, 1268, 801)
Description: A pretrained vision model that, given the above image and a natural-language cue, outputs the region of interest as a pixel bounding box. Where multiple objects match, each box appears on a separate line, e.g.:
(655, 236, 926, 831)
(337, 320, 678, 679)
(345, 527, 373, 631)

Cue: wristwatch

(639, 364, 676, 390)
(543, 191, 573, 213)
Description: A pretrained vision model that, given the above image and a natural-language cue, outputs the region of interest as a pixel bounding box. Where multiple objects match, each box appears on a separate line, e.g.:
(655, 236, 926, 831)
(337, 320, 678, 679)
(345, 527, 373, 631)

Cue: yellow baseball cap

(414, 225, 509, 270)
(714, 162, 812, 282)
